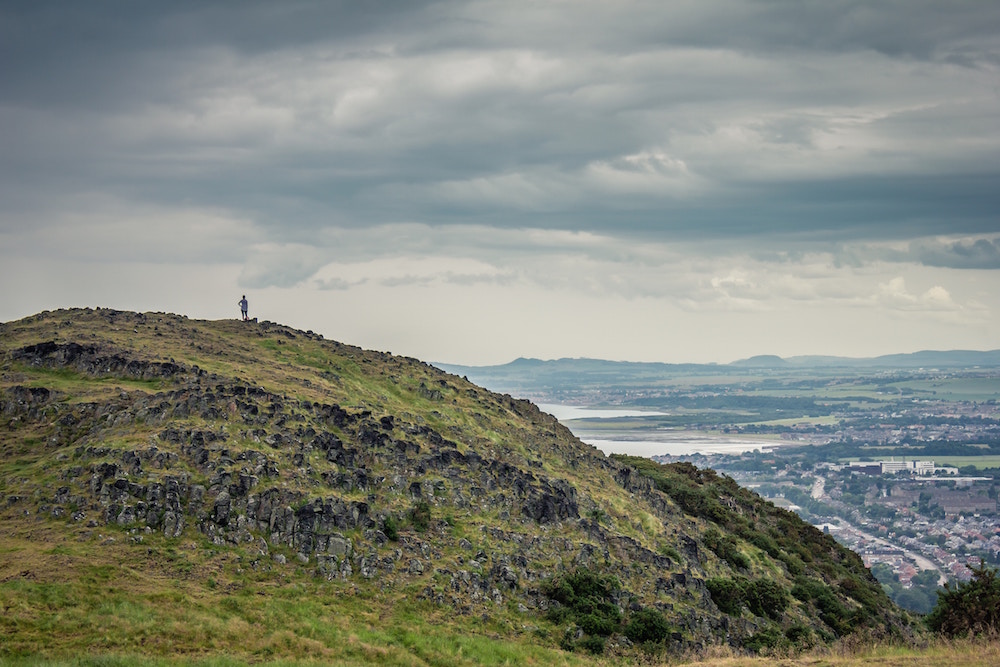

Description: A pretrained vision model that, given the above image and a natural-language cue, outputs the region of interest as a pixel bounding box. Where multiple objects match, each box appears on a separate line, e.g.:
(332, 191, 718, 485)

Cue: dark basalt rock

(522, 479, 579, 524)
(13, 341, 185, 380)
(1, 386, 57, 417)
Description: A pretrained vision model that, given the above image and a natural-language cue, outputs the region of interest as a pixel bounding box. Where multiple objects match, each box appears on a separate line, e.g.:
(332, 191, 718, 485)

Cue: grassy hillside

(0, 309, 914, 663)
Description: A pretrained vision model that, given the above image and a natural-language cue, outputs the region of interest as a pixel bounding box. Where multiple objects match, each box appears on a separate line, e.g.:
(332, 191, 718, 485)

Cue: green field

(925, 455, 1000, 470)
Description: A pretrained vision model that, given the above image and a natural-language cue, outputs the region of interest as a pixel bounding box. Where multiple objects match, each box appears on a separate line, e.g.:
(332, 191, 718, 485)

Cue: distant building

(881, 460, 908, 474)
(850, 463, 882, 476)
(846, 459, 945, 476)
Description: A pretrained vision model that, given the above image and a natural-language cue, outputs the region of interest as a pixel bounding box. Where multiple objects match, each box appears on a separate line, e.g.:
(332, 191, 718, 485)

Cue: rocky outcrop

(14, 341, 188, 380)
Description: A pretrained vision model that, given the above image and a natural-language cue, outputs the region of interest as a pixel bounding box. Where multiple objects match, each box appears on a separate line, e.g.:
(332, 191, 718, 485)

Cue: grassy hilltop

(0, 308, 918, 664)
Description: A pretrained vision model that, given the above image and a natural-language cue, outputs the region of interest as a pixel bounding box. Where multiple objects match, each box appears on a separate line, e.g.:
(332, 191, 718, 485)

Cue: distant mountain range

(434, 349, 1000, 399)
(732, 350, 1000, 368)
(440, 349, 1000, 377)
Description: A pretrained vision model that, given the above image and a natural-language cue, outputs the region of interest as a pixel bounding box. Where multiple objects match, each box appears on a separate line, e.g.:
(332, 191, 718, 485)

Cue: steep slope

(0, 308, 912, 662)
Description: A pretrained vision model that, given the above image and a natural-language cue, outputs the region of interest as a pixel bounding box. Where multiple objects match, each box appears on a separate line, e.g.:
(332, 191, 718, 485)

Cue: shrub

(744, 624, 788, 654)
(706, 577, 745, 615)
(743, 578, 789, 620)
(542, 568, 622, 654)
(779, 553, 805, 576)
(791, 577, 826, 603)
(784, 623, 812, 646)
(409, 500, 431, 532)
(704, 527, 751, 570)
(579, 612, 618, 637)
(792, 577, 851, 636)
(578, 635, 606, 655)
(708, 577, 789, 620)
(382, 515, 399, 541)
(927, 564, 1000, 637)
(624, 607, 672, 644)
(748, 531, 781, 559)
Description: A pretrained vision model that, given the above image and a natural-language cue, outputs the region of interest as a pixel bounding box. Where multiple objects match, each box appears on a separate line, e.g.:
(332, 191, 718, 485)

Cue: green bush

(708, 577, 789, 620)
(409, 500, 431, 532)
(704, 527, 751, 570)
(623, 607, 672, 644)
(578, 635, 606, 655)
(791, 577, 851, 636)
(382, 515, 399, 541)
(744, 624, 788, 654)
(579, 612, 618, 637)
(928, 564, 1000, 637)
(743, 578, 789, 620)
(779, 553, 805, 576)
(748, 531, 781, 558)
(542, 568, 622, 654)
(784, 623, 812, 646)
(706, 577, 745, 615)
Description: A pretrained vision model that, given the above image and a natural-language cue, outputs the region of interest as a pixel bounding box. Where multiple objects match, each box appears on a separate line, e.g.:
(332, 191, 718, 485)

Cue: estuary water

(537, 403, 780, 458)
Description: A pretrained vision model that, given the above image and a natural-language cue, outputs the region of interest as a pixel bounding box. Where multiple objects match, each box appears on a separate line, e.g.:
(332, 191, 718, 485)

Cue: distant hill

(729, 355, 788, 368)
(437, 349, 1000, 396)
(864, 350, 1000, 368)
(0, 309, 911, 662)
(736, 350, 1000, 368)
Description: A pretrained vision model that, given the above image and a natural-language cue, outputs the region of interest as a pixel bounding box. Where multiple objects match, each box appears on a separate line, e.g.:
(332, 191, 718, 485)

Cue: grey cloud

(444, 1, 1000, 63)
(1, 0, 999, 258)
(0, 1, 441, 107)
(315, 277, 363, 291)
(911, 238, 1000, 270)
(833, 236, 1000, 271)
(376, 271, 509, 289)
(238, 243, 329, 288)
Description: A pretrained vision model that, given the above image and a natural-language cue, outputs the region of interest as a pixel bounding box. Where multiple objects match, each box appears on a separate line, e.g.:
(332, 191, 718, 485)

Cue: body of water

(537, 404, 669, 420)
(537, 403, 780, 457)
(578, 435, 778, 457)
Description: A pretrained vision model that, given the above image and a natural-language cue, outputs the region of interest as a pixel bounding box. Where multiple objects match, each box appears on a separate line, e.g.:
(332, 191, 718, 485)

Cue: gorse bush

(382, 515, 399, 541)
(543, 568, 622, 654)
(928, 564, 1000, 637)
(409, 500, 431, 532)
(623, 607, 672, 644)
(706, 576, 789, 620)
(704, 527, 751, 570)
(544, 570, 679, 654)
(744, 623, 789, 654)
(706, 577, 745, 615)
(743, 577, 789, 620)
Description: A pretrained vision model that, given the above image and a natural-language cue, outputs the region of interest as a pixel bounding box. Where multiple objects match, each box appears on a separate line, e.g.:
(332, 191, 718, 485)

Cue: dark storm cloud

(0, 1, 438, 105)
(1, 0, 998, 251)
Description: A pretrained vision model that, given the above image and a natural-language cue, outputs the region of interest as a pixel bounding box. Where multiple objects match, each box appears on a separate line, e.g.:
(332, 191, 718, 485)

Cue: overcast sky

(2, 1, 999, 365)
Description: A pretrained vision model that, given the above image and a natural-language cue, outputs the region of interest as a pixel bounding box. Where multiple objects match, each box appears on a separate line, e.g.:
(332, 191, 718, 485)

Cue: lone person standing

(238, 295, 249, 321)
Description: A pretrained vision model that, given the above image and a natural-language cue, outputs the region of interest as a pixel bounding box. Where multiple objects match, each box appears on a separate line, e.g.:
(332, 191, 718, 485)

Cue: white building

(846, 459, 942, 476)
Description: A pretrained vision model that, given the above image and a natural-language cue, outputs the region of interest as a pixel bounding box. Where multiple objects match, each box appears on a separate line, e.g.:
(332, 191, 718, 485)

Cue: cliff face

(0, 308, 911, 658)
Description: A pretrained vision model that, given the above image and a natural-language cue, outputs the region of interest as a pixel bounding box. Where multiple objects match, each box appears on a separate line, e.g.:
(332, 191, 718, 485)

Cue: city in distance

(437, 349, 1000, 614)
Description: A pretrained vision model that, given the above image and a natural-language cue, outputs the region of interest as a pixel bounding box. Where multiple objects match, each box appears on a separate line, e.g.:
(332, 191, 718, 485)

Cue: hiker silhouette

(238, 296, 248, 321)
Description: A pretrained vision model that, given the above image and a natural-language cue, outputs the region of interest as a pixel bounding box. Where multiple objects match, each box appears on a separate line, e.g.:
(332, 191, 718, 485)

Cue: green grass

(0, 579, 579, 665)
(11, 364, 168, 396)
(924, 455, 1000, 470)
(0, 519, 585, 666)
(893, 377, 1000, 402)
(749, 415, 840, 427)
